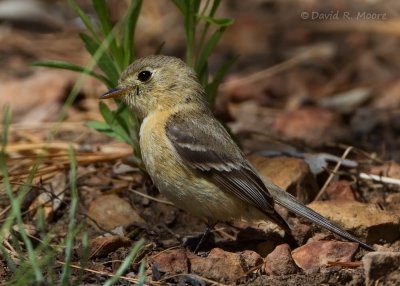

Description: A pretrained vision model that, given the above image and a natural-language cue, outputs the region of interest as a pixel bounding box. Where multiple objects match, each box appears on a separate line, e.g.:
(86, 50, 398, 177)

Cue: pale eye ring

(138, 70, 152, 82)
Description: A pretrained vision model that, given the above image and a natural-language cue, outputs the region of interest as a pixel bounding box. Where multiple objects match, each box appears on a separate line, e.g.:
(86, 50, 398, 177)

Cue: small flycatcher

(100, 55, 290, 233)
(100, 55, 373, 251)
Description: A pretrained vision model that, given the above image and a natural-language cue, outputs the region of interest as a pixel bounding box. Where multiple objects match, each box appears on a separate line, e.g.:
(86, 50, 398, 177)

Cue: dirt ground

(1, 0, 400, 285)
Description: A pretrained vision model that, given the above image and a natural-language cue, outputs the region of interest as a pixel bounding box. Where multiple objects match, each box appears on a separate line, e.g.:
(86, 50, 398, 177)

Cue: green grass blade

(67, 0, 99, 40)
(171, 0, 185, 14)
(86, 120, 130, 143)
(99, 101, 116, 123)
(136, 259, 147, 286)
(92, 0, 112, 36)
(1, 105, 11, 149)
(206, 56, 237, 105)
(31, 60, 113, 88)
(122, 0, 143, 67)
(92, 0, 123, 69)
(74, 232, 89, 286)
(154, 42, 165, 55)
(209, 0, 222, 18)
(199, 16, 234, 27)
(116, 107, 142, 164)
(198, 61, 208, 89)
(86, 120, 112, 131)
(103, 238, 145, 286)
(60, 145, 79, 285)
(0, 244, 16, 273)
(79, 32, 120, 84)
(195, 27, 225, 75)
(98, 102, 133, 144)
(0, 108, 45, 283)
(183, 0, 201, 66)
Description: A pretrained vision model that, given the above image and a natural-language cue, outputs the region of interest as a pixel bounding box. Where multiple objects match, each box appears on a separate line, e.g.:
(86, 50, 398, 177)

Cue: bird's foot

(182, 228, 215, 254)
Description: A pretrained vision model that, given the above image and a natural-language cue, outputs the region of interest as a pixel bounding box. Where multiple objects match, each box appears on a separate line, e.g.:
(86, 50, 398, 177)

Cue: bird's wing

(165, 112, 276, 215)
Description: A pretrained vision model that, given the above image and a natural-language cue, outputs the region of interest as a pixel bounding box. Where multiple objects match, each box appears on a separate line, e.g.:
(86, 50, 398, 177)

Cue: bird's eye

(138, 70, 152, 82)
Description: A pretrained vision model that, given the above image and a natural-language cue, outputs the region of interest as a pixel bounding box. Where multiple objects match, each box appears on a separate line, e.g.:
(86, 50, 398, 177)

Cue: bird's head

(99, 55, 204, 119)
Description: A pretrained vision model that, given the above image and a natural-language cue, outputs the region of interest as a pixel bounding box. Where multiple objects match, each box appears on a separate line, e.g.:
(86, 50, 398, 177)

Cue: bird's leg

(193, 225, 213, 253)
(182, 223, 216, 253)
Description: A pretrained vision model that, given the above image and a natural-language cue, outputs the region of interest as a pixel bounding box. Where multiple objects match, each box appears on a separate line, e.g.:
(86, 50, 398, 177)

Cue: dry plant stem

(129, 189, 175, 206)
(4, 150, 131, 182)
(241, 263, 264, 280)
(8, 171, 59, 185)
(3, 240, 19, 263)
(158, 273, 227, 286)
(359, 172, 400, 187)
(315, 146, 354, 201)
(0, 206, 11, 219)
(3, 142, 79, 153)
(1, 122, 88, 131)
(0, 188, 67, 222)
(56, 261, 144, 284)
(214, 227, 236, 240)
(150, 246, 182, 259)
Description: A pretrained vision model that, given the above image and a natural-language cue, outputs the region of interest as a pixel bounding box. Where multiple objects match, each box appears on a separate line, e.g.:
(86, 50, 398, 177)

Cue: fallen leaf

(90, 235, 131, 258)
(291, 240, 358, 272)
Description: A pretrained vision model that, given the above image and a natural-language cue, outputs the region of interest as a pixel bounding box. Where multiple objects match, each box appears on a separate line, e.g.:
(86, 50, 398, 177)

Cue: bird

(100, 55, 373, 251)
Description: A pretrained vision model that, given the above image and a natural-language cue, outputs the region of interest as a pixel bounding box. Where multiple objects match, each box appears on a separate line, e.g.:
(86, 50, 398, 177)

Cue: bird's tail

(264, 179, 374, 251)
(265, 208, 292, 235)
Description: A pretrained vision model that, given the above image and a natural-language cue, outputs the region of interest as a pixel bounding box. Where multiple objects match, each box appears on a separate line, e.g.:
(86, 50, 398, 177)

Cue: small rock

(290, 220, 313, 246)
(190, 248, 245, 282)
(325, 180, 356, 201)
(363, 251, 400, 286)
(264, 244, 299, 275)
(89, 236, 131, 258)
(150, 248, 189, 280)
(291, 240, 358, 272)
(307, 201, 400, 244)
(249, 155, 318, 203)
(240, 250, 263, 270)
(88, 194, 145, 231)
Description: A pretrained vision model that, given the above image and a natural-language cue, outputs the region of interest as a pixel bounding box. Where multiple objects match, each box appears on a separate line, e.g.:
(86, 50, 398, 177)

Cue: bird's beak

(99, 88, 128, 99)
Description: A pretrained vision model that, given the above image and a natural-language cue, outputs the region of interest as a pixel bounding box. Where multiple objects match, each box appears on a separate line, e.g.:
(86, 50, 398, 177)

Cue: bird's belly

(139, 114, 257, 223)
